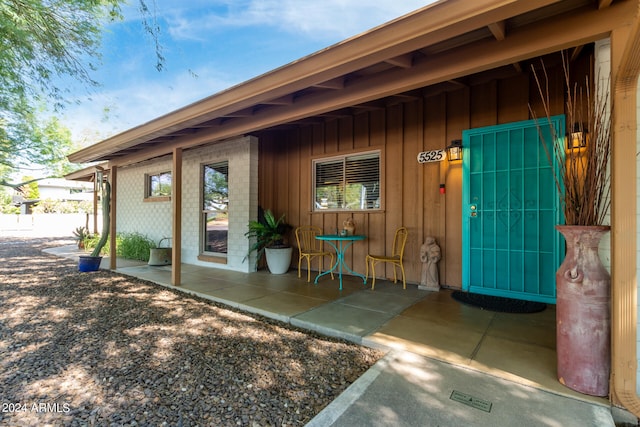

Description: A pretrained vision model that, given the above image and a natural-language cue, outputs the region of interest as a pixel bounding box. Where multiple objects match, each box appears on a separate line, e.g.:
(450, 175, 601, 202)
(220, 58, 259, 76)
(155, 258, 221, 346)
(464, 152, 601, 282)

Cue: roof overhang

(64, 164, 109, 182)
(68, 0, 636, 167)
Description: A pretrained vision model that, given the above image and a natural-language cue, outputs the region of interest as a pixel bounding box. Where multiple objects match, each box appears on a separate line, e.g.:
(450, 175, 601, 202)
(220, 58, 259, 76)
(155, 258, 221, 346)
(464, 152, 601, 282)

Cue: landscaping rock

(0, 237, 382, 426)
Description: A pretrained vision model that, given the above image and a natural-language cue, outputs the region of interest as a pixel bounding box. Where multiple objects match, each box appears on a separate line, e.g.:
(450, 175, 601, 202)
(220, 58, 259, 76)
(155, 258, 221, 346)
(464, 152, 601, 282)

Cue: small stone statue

(419, 236, 441, 291)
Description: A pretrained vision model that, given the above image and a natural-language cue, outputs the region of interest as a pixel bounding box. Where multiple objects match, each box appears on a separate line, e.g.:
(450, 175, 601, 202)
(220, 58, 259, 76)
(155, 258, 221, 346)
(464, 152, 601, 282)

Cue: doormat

(451, 291, 546, 314)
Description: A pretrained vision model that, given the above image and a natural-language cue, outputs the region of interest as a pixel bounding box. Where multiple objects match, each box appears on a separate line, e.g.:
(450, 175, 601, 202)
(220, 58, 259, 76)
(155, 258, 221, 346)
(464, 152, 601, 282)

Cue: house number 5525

(417, 150, 445, 163)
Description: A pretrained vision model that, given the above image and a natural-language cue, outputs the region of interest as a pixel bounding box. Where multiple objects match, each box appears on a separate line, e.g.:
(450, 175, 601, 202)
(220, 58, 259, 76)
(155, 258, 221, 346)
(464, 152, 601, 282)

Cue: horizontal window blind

(313, 151, 380, 211)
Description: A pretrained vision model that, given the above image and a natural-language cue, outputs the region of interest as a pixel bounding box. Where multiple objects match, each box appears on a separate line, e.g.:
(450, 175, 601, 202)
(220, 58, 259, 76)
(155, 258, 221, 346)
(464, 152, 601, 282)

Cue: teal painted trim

(461, 133, 470, 291)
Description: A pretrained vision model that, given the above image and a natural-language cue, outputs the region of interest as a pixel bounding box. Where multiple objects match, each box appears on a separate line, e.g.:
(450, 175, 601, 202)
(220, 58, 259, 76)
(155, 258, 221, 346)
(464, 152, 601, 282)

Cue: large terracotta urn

(555, 225, 611, 397)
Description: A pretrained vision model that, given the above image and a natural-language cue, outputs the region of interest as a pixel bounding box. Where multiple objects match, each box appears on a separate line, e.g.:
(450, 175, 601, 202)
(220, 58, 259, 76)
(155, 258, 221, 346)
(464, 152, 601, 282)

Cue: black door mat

(451, 291, 546, 313)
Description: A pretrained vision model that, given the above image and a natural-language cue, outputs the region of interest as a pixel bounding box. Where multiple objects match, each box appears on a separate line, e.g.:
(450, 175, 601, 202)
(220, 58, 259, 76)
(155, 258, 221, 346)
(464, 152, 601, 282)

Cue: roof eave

(68, 0, 564, 164)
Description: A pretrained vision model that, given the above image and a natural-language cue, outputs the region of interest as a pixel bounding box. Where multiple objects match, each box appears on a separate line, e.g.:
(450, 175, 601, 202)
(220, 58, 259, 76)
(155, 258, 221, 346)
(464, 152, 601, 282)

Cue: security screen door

(461, 116, 564, 304)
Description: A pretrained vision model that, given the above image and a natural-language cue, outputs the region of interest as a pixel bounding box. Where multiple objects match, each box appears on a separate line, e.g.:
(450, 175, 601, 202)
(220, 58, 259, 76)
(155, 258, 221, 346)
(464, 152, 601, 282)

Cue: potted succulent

(532, 54, 611, 396)
(245, 208, 292, 274)
(79, 180, 110, 272)
(72, 226, 89, 249)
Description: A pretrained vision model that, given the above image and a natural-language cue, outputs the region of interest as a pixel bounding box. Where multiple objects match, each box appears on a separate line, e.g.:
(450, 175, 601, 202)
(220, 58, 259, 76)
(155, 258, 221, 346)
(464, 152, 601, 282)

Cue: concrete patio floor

(44, 245, 624, 425)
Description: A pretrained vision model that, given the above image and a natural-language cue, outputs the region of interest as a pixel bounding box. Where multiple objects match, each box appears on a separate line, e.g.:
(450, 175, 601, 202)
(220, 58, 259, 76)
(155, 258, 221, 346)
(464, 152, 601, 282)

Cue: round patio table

(314, 234, 367, 290)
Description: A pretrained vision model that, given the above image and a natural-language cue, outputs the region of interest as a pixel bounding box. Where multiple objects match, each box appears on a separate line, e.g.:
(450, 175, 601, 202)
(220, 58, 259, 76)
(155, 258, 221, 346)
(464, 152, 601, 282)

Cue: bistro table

(314, 234, 367, 290)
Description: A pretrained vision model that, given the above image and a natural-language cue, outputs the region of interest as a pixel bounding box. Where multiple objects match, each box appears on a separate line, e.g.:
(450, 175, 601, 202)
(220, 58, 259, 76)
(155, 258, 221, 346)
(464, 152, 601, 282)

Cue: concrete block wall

(181, 136, 258, 272)
(116, 157, 173, 247)
(116, 135, 259, 273)
(595, 39, 612, 271)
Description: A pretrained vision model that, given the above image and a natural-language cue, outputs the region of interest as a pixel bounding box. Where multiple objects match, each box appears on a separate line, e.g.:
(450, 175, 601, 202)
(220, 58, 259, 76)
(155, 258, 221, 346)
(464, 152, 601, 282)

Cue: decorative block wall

(116, 135, 259, 272)
(116, 157, 173, 245)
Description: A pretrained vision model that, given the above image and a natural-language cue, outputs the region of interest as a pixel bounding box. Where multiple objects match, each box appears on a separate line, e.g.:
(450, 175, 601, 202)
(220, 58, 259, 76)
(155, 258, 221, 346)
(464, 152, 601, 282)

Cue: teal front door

(461, 116, 564, 304)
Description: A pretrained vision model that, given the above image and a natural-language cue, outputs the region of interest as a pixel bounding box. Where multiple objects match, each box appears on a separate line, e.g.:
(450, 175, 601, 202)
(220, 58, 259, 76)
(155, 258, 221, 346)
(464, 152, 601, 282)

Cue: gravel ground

(0, 237, 383, 426)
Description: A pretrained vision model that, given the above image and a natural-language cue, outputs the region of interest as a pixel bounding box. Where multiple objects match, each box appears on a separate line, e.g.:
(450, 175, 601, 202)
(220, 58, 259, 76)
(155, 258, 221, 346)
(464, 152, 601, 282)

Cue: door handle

(470, 204, 477, 217)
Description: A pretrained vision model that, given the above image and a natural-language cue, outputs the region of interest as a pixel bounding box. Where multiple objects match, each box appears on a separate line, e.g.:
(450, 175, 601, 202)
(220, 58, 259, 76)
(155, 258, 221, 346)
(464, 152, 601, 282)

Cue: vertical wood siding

(257, 63, 572, 287)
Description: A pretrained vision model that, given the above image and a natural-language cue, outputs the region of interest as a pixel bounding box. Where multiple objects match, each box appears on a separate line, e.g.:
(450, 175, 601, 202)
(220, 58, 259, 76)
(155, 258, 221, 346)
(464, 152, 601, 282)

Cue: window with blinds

(313, 151, 381, 211)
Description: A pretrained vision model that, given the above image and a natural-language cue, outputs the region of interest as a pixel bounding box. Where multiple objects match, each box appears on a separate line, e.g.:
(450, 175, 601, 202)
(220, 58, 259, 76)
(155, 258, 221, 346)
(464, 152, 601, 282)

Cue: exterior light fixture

(567, 123, 588, 149)
(447, 139, 463, 161)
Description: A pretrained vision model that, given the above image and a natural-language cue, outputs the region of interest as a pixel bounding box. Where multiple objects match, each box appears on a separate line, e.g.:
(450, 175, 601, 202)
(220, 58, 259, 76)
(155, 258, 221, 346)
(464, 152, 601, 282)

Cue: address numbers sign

(417, 149, 446, 163)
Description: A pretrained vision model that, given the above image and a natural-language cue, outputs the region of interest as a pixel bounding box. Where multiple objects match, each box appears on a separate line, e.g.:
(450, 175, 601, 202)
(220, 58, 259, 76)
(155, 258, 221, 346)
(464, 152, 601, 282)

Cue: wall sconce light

(447, 139, 463, 161)
(567, 123, 588, 149)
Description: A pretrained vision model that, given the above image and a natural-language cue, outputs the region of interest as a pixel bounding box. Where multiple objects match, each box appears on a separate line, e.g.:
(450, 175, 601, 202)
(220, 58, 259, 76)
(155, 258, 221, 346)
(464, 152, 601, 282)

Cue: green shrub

(83, 233, 110, 255)
(117, 232, 156, 262)
(1, 205, 20, 214)
(83, 232, 156, 261)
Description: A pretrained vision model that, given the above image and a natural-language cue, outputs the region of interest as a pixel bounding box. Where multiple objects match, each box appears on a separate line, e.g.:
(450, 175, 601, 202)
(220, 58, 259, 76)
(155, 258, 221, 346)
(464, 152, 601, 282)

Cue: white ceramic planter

(265, 247, 293, 274)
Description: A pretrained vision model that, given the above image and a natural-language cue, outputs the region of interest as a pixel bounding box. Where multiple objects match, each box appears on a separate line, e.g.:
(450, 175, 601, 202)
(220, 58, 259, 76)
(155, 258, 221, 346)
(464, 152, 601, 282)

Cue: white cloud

(164, 0, 433, 41)
(64, 1, 436, 147)
(63, 67, 236, 146)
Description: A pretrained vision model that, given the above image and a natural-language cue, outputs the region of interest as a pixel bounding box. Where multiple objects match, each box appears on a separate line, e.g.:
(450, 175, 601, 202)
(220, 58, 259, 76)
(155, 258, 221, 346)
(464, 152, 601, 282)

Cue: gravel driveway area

(0, 238, 383, 426)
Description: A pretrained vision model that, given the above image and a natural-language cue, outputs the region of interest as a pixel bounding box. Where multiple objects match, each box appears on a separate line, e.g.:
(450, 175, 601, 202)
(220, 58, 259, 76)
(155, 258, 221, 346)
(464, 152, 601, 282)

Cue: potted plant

(245, 208, 292, 274)
(72, 226, 89, 249)
(532, 53, 611, 396)
(79, 180, 110, 272)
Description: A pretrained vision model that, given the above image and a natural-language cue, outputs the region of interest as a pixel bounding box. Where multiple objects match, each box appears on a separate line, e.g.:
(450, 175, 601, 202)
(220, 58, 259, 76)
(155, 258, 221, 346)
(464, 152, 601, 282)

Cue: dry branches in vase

(530, 52, 611, 226)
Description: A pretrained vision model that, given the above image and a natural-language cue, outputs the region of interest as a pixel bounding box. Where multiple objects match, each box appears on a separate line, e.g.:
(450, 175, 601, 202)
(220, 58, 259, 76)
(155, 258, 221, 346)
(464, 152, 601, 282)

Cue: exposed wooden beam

(317, 108, 353, 118)
(385, 54, 413, 68)
(171, 147, 182, 286)
(221, 107, 254, 118)
(263, 95, 294, 105)
(351, 100, 387, 111)
(109, 166, 117, 270)
(422, 80, 472, 97)
(446, 79, 467, 88)
(286, 117, 326, 126)
(488, 20, 506, 41)
(313, 77, 345, 89)
(610, 12, 640, 415)
(190, 119, 224, 129)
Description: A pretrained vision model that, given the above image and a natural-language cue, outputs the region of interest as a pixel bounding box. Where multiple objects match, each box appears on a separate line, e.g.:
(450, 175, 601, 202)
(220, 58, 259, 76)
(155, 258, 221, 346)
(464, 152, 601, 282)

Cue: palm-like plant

(245, 209, 292, 265)
(72, 226, 89, 249)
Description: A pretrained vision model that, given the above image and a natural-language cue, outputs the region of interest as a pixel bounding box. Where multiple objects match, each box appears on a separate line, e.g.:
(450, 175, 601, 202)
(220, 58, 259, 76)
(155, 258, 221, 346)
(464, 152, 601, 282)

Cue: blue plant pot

(78, 255, 102, 272)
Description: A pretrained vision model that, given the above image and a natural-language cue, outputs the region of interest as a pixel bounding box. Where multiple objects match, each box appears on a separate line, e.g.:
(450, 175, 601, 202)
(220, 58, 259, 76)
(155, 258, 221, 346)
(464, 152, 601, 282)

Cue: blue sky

(62, 1, 434, 147)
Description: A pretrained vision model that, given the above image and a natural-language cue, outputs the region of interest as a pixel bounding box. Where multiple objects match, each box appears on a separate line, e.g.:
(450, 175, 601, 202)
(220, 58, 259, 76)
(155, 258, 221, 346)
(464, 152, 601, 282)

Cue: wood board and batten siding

(257, 64, 568, 287)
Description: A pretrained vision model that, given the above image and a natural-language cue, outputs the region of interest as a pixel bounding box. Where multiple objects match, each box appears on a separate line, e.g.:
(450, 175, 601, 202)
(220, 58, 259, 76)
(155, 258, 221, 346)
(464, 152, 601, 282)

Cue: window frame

(200, 160, 229, 258)
(312, 149, 383, 213)
(144, 171, 172, 201)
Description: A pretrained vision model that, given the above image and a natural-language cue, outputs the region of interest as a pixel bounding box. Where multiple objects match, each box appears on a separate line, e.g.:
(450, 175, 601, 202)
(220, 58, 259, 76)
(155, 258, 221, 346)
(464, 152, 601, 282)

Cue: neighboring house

(67, 1, 640, 415)
(11, 178, 93, 214)
(36, 178, 94, 202)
